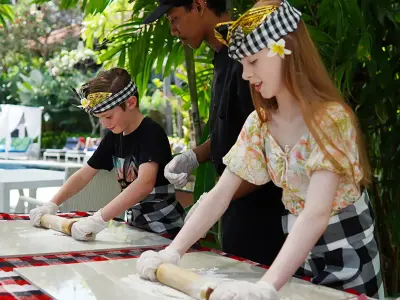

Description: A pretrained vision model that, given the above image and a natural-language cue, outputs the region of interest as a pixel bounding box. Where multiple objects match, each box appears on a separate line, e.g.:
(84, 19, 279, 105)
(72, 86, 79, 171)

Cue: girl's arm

(170, 168, 243, 256)
(261, 169, 340, 290)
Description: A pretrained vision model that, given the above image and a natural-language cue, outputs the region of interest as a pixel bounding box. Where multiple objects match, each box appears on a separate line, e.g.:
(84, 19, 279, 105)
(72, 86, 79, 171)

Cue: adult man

(143, 0, 285, 266)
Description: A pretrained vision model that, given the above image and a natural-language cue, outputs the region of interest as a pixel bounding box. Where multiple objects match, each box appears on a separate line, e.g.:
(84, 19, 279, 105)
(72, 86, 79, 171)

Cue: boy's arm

(51, 164, 98, 206)
(100, 162, 158, 221)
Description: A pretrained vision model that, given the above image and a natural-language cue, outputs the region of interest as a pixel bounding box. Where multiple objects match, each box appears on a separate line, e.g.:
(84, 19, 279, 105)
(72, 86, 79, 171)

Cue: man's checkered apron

(282, 191, 384, 299)
(126, 184, 185, 235)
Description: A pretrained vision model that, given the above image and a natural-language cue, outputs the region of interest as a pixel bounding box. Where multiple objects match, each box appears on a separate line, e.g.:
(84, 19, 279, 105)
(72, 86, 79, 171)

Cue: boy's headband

(72, 81, 138, 114)
(215, 0, 302, 61)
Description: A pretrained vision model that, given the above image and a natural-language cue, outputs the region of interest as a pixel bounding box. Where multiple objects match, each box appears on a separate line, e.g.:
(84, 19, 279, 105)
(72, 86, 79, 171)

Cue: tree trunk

(176, 97, 183, 137)
(174, 73, 184, 138)
(89, 115, 100, 136)
(183, 45, 202, 146)
(163, 75, 173, 136)
(226, 0, 233, 16)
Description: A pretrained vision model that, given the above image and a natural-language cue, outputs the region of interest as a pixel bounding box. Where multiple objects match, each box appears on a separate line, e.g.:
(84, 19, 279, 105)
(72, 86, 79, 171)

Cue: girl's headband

(215, 0, 302, 61)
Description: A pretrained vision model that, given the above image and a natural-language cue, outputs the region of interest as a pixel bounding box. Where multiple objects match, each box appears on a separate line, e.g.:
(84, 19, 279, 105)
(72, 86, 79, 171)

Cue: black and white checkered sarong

(126, 184, 185, 235)
(282, 191, 384, 299)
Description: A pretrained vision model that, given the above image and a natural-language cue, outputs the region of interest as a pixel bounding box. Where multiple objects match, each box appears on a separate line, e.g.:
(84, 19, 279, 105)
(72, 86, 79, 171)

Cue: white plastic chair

(17, 167, 123, 218)
(60, 167, 121, 214)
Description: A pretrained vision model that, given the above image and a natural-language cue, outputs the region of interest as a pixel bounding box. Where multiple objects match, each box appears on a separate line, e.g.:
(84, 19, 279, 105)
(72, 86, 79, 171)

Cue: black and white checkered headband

(219, 0, 302, 61)
(88, 81, 138, 114)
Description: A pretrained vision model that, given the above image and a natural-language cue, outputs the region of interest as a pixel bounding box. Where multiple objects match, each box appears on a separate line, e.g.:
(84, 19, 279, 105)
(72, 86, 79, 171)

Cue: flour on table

(187, 267, 228, 279)
(18, 230, 68, 238)
(121, 273, 192, 299)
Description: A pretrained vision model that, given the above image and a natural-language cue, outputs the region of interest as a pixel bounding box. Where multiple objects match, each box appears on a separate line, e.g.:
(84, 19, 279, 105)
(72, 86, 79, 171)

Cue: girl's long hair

(250, 0, 371, 187)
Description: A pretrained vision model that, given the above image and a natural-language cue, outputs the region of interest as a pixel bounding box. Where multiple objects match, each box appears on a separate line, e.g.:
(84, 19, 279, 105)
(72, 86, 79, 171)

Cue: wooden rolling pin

(40, 214, 77, 235)
(40, 214, 93, 238)
(156, 263, 216, 300)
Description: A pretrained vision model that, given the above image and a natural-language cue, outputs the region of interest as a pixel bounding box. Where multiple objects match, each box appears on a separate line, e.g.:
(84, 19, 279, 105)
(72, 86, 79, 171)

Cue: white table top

(0, 159, 82, 170)
(15, 252, 357, 300)
(0, 220, 171, 257)
(0, 169, 65, 184)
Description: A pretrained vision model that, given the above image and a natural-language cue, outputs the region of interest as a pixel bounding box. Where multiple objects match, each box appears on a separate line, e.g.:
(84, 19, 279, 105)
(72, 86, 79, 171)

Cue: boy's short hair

(143, 0, 228, 24)
(82, 68, 139, 108)
(184, 0, 227, 16)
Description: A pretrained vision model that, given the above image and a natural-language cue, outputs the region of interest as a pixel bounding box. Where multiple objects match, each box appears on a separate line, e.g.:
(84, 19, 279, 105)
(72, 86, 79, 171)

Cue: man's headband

(215, 0, 302, 61)
(71, 81, 138, 114)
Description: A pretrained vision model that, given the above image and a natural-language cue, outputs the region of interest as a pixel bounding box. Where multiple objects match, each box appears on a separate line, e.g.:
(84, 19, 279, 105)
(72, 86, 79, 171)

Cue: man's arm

(194, 139, 259, 199)
(232, 180, 260, 200)
(51, 164, 98, 206)
(171, 169, 243, 255)
(100, 162, 158, 221)
(192, 139, 210, 164)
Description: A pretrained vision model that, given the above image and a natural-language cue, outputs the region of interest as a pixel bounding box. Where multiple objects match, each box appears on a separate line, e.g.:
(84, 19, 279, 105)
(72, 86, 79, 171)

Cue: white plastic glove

(210, 280, 280, 300)
(164, 150, 199, 188)
(185, 192, 207, 238)
(136, 247, 181, 281)
(71, 209, 108, 241)
(29, 202, 59, 227)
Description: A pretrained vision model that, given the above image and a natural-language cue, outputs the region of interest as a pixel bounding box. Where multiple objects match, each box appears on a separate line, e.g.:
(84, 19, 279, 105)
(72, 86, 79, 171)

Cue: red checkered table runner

(0, 213, 364, 300)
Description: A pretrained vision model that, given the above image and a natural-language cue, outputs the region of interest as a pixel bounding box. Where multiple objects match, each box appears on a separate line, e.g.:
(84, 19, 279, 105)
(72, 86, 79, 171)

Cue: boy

(30, 68, 186, 241)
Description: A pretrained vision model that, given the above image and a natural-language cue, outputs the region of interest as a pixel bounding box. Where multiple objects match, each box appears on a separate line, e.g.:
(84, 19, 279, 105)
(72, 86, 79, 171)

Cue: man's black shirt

(209, 47, 254, 175)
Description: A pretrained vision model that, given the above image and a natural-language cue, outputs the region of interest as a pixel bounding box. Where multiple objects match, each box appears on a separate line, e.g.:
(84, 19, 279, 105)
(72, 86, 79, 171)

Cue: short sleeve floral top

(223, 103, 363, 216)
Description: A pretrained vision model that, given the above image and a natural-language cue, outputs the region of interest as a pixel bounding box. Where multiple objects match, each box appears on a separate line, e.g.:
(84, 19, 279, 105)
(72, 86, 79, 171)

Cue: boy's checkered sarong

(282, 191, 384, 299)
(126, 184, 185, 235)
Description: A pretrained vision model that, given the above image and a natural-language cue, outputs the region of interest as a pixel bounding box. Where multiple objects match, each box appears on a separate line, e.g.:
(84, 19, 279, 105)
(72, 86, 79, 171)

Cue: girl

(136, 1, 384, 299)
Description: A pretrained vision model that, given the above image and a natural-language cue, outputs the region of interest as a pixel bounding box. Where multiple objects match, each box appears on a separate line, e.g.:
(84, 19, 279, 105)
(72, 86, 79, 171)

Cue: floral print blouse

(223, 103, 363, 216)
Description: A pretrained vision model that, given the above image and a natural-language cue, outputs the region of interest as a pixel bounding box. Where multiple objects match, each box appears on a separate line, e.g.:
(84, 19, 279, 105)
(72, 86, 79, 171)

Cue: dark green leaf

(193, 121, 216, 202)
(117, 47, 126, 68)
(98, 44, 123, 62)
(357, 31, 372, 62)
(394, 12, 400, 23)
(306, 24, 335, 44)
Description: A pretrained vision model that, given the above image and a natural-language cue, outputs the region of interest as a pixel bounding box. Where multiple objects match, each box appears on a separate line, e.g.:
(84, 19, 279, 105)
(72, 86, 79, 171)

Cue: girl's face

(241, 47, 285, 99)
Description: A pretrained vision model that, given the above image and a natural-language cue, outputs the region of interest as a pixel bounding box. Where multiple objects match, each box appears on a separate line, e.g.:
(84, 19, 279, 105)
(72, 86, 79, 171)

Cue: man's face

(166, 6, 205, 49)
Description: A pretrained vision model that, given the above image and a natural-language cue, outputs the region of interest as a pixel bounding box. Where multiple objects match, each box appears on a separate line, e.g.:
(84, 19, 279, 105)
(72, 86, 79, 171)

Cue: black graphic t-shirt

(88, 117, 170, 188)
(87, 117, 185, 234)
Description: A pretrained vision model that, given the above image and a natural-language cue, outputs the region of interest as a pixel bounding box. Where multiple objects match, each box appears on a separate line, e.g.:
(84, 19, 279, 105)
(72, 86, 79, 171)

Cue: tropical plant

(0, 0, 14, 28)
(0, 0, 82, 67)
(80, 0, 134, 50)
(0, 0, 91, 132)
(12, 36, 99, 133)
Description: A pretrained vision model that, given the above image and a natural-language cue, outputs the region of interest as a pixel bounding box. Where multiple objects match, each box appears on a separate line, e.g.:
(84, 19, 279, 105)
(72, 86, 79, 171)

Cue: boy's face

(94, 97, 137, 134)
(166, 6, 206, 49)
(95, 106, 127, 134)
